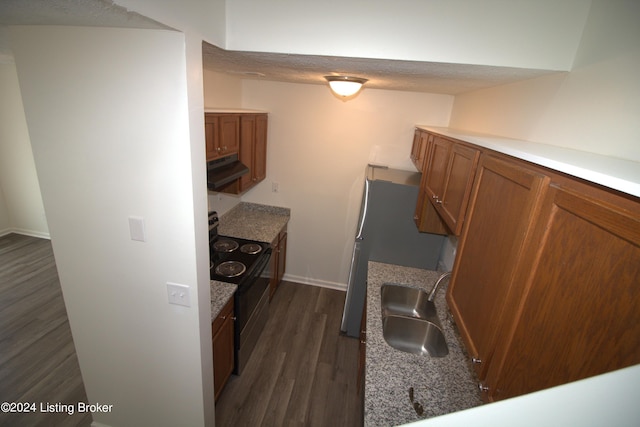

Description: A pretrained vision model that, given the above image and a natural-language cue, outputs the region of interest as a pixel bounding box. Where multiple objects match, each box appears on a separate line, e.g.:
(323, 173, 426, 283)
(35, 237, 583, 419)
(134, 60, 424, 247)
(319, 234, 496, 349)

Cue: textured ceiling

(0, 0, 559, 95)
(202, 43, 557, 95)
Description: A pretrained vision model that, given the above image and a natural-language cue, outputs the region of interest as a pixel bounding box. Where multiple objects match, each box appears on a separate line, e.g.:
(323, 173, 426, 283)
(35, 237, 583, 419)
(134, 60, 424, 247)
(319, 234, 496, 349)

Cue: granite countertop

(210, 280, 237, 322)
(218, 202, 290, 243)
(365, 261, 483, 426)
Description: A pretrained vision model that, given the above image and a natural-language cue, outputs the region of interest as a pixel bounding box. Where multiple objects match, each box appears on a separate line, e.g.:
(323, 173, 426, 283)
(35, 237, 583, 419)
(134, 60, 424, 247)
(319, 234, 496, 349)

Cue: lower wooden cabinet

(269, 225, 287, 300)
(357, 293, 367, 395)
(212, 297, 234, 401)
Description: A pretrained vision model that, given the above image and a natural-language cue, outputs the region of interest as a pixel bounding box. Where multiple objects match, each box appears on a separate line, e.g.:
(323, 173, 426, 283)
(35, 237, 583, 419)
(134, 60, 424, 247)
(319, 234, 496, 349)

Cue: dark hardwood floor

(0, 233, 91, 427)
(215, 281, 362, 427)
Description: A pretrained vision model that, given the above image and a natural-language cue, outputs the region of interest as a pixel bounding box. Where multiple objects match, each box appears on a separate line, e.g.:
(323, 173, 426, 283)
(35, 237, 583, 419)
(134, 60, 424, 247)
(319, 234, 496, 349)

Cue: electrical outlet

(166, 283, 191, 307)
(272, 182, 279, 193)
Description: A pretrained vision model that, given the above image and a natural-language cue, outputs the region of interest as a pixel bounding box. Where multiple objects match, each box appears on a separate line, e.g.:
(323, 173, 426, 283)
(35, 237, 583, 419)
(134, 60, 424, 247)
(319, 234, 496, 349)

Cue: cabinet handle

(216, 147, 221, 152)
(435, 199, 443, 205)
(472, 357, 482, 364)
(478, 383, 489, 392)
(220, 315, 236, 321)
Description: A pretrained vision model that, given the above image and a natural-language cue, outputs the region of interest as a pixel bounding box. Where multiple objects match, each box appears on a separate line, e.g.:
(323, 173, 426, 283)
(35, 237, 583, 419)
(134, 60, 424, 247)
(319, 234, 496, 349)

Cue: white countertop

(418, 126, 640, 198)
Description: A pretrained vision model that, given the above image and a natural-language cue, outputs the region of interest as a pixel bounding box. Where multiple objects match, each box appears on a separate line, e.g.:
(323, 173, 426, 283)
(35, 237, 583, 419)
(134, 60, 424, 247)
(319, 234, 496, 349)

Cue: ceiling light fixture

(324, 76, 368, 97)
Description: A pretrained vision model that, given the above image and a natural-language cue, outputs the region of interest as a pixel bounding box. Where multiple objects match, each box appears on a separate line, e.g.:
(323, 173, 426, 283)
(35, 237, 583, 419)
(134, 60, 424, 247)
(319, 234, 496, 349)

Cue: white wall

(449, 0, 640, 162)
(115, 0, 226, 47)
(205, 79, 453, 288)
(0, 62, 48, 237)
(226, 0, 590, 70)
(11, 26, 210, 427)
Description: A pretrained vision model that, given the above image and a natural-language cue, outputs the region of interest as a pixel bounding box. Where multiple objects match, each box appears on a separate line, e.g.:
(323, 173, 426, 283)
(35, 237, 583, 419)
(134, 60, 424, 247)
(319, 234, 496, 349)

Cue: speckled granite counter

(365, 262, 482, 426)
(218, 202, 290, 243)
(210, 280, 236, 321)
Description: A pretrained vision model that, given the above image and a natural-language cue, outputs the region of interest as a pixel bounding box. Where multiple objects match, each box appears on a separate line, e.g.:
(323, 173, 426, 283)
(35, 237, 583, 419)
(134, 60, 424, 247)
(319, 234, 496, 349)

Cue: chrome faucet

(428, 271, 452, 302)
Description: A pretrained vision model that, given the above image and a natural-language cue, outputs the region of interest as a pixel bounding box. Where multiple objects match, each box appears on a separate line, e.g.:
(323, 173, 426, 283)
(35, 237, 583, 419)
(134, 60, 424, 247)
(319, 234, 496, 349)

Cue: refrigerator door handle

(355, 178, 370, 241)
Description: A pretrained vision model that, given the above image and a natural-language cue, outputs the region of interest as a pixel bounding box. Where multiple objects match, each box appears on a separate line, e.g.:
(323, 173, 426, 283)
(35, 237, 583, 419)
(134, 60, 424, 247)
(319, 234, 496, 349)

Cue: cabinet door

(414, 186, 449, 235)
(410, 129, 422, 170)
(487, 184, 640, 401)
(437, 144, 480, 235)
(205, 114, 219, 161)
(213, 299, 235, 401)
(239, 115, 256, 191)
(447, 155, 549, 381)
(254, 115, 268, 183)
(269, 227, 287, 300)
(218, 114, 240, 156)
(277, 231, 287, 285)
(424, 136, 451, 202)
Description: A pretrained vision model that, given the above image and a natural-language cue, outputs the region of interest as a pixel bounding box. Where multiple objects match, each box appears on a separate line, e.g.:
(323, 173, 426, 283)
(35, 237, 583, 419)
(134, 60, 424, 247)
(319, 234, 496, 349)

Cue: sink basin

(380, 283, 448, 357)
(382, 315, 448, 357)
(381, 283, 436, 319)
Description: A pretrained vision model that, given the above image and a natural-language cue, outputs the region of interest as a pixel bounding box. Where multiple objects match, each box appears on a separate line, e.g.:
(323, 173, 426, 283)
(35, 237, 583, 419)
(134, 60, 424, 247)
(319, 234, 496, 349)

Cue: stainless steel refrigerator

(340, 165, 445, 337)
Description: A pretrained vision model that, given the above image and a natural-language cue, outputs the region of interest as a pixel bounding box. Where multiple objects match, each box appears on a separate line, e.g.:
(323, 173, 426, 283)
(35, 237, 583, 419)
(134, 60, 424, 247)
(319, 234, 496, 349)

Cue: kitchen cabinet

(447, 154, 549, 381)
(238, 114, 268, 193)
(212, 297, 234, 401)
(418, 132, 479, 236)
(269, 224, 287, 300)
(447, 150, 640, 402)
(484, 177, 640, 401)
(414, 186, 449, 235)
(205, 113, 240, 161)
(410, 129, 430, 172)
(357, 292, 366, 395)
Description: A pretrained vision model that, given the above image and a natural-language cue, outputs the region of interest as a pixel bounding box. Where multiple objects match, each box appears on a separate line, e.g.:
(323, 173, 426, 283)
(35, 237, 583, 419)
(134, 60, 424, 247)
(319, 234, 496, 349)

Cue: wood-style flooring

(215, 281, 363, 427)
(0, 233, 91, 427)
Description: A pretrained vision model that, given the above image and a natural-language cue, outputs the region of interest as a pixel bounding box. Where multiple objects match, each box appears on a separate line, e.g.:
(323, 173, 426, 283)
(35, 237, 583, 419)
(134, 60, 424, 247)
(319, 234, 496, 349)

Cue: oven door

(234, 250, 271, 334)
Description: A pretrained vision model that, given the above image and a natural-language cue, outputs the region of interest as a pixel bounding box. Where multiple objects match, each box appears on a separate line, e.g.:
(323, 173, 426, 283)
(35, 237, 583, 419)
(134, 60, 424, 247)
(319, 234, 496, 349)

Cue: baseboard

(0, 227, 50, 239)
(282, 273, 347, 292)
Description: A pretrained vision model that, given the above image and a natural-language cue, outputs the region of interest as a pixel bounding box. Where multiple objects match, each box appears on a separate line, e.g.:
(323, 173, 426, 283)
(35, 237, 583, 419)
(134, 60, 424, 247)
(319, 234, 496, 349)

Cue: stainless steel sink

(381, 283, 436, 319)
(382, 315, 448, 357)
(380, 283, 448, 357)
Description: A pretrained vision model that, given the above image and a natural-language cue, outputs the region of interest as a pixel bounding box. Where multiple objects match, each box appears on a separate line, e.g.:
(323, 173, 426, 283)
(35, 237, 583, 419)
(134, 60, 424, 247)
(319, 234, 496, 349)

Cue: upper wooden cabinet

(418, 132, 480, 235)
(485, 179, 640, 401)
(446, 148, 640, 402)
(410, 129, 431, 172)
(205, 113, 240, 161)
(447, 154, 549, 381)
(206, 112, 268, 194)
(238, 114, 268, 193)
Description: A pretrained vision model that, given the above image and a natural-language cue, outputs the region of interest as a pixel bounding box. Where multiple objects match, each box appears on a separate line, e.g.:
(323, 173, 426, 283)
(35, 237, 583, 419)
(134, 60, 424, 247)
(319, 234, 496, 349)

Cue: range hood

(207, 153, 249, 191)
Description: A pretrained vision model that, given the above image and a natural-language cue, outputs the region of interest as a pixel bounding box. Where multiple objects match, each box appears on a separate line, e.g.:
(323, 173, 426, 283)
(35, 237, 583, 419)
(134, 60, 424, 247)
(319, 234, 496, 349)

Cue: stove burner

(240, 243, 263, 255)
(215, 260, 246, 278)
(213, 239, 239, 253)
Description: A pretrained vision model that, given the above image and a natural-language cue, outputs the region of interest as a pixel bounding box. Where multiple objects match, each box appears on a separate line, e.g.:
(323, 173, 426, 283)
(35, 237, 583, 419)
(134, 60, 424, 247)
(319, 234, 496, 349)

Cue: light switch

(167, 282, 191, 307)
(128, 216, 146, 242)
